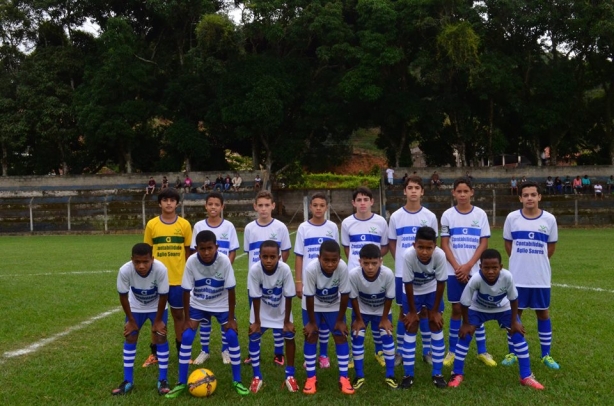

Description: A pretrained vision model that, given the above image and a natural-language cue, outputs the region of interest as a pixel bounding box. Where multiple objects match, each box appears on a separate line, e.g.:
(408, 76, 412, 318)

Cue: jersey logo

(539, 225, 548, 233)
(472, 220, 480, 227)
(369, 227, 378, 234)
(412, 226, 417, 233)
(332, 278, 340, 287)
(215, 272, 223, 279)
(269, 232, 278, 239)
(221, 233, 228, 240)
(326, 231, 334, 238)
(420, 220, 428, 226)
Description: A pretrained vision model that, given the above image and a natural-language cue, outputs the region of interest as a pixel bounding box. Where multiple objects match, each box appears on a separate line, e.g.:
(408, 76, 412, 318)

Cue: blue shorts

(302, 309, 347, 336)
(447, 276, 467, 303)
(468, 309, 518, 330)
(127, 309, 168, 333)
(351, 312, 392, 332)
(189, 308, 231, 326)
(402, 291, 445, 314)
(249, 327, 295, 341)
(517, 287, 550, 310)
(395, 277, 404, 306)
(168, 285, 184, 309)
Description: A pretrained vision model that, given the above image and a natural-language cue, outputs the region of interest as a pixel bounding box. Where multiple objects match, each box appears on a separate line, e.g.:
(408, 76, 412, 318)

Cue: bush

(289, 173, 379, 189)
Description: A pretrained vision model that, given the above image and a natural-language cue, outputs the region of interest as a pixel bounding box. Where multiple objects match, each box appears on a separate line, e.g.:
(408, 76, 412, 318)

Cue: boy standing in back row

(143, 188, 192, 366)
(502, 181, 559, 369)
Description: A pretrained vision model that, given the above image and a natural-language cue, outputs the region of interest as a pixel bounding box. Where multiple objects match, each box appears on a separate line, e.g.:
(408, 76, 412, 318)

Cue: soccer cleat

(448, 374, 464, 388)
(111, 380, 133, 396)
(157, 379, 170, 395)
(243, 356, 252, 364)
(221, 350, 231, 364)
(318, 355, 331, 368)
(284, 376, 299, 392)
(374, 351, 386, 367)
(250, 377, 263, 393)
(233, 381, 249, 396)
(443, 351, 455, 367)
(339, 376, 355, 395)
(192, 350, 210, 365)
(303, 376, 317, 395)
(422, 352, 433, 365)
(542, 355, 560, 370)
(477, 352, 497, 367)
(394, 353, 403, 367)
(142, 353, 158, 368)
(165, 383, 187, 399)
(352, 377, 365, 390)
(432, 375, 447, 389)
(400, 375, 414, 389)
(502, 353, 518, 366)
(384, 377, 399, 389)
(274, 354, 285, 366)
(520, 374, 545, 390)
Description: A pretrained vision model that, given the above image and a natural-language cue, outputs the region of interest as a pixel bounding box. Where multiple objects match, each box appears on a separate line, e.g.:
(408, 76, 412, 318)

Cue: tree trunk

(184, 157, 191, 172)
(124, 151, 132, 173)
(394, 126, 407, 168)
(488, 98, 494, 166)
(252, 134, 260, 170)
(1, 141, 7, 176)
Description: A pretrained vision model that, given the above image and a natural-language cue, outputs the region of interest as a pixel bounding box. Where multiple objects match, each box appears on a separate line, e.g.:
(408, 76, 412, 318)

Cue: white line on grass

(1, 308, 121, 363)
(553, 283, 614, 294)
(0, 270, 114, 278)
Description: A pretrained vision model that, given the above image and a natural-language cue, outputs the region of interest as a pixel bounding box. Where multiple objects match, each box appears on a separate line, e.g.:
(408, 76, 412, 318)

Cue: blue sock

(179, 327, 196, 384)
(304, 341, 317, 378)
(511, 332, 532, 379)
(475, 324, 487, 354)
(402, 333, 416, 377)
(319, 324, 329, 358)
(396, 319, 406, 355)
(351, 329, 366, 378)
(221, 327, 228, 352)
(157, 342, 169, 381)
(452, 334, 472, 376)
(373, 328, 383, 353)
(431, 331, 445, 376)
(506, 332, 515, 354)
(123, 342, 136, 383)
(273, 330, 284, 356)
(381, 330, 396, 378)
(285, 366, 295, 379)
(537, 318, 552, 358)
(419, 317, 431, 356)
(199, 323, 211, 353)
(449, 319, 461, 354)
(336, 342, 350, 378)
(249, 333, 262, 379)
(225, 328, 242, 382)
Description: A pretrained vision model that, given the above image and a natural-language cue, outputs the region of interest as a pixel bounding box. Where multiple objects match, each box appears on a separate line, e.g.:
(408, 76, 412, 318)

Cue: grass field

(1, 229, 612, 405)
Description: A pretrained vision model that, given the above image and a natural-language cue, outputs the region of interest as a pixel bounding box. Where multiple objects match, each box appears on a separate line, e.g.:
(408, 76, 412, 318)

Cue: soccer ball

(188, 368, 217, 397)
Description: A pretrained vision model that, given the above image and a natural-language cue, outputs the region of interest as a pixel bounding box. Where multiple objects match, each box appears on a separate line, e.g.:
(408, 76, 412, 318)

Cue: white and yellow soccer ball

(188, 368, 217, 397)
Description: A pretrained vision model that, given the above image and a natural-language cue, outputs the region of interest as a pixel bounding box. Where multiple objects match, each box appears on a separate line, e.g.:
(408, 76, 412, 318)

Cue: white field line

(1, 308, 121, 362)
(552, 283, 614, 294)
(0, 270, 114, 278)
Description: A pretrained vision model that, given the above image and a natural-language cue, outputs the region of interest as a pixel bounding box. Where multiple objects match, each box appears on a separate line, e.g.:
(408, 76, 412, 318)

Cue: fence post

(492, 189, 496, 227)
(574, 198, 578, 226)
(142, 194, 147, 228)
(380, 179, 386, 218)
(103, 195, 108, 233)
(303, 193, 309, 222)
(67, 196, 72, 231)
(326, 190, 331, 220)
(29, 197, 34, 232)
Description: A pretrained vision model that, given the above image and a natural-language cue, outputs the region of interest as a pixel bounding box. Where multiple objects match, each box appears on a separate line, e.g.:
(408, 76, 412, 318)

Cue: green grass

(0, 229, 612, 405)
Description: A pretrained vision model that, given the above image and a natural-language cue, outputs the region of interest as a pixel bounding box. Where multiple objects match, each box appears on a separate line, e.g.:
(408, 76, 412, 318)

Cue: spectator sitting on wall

(214, 174, 224, 191)
(581, 175, 591, 194)
(554, 176, 562, 194)
(573, 175, 582, 194)
(201, 177, 212, 192)
(510, 176, 518, 195)
(254, 174, 262, 191)
(183, 174, 192, 193)
(232, 174, 242, 191)
(564, 175, 572, 194)
(175, 176, 182, 189)
(430, 171, 442, 189)
(545, 176, 554, 195)
(224, 175, 232, 191)
(146, 177, 156, 195)
(465, 171, 474, 182)
(607, 175, 614, 193)
(520, 175, 527, 184)
(402, 172, 408, 184)
(161, 176, 169, 190)
(594, 182, 603, 199)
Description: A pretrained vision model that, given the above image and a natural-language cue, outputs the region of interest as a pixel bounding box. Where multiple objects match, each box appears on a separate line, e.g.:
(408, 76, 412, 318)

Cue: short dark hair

(480, 248, 502, 263)
(158, 187, 181, 204)
(453, 177, 473, 190)
(206, 191, 224, 204)
(404, 175, 423, 189)
(310, 192, 328, 204)
(320, 239, 340, 255)
(359, 244, 381, 259)
(520, 181, 540, 194)
(132, 242, 152, 256)
(255, 190, 274, 203)
(260, 239, 280, 252)
(415, 226, 437, 243)
(195, 230, 217, 245)
(352, 186, 373, 200)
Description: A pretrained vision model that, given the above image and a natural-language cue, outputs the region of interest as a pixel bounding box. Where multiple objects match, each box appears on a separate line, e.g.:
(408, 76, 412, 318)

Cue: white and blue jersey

(349, 265, 395, 316)
(460, 269, 518, 313)
(181, 252, 236, 313)
(388, 206, 438, 278)
(244, 219, 292, 266)
(440, 206, 491, 276)
(341, 213, 389, 270)
(294, 220, 339, 272)
(302, 258, 351, 312)
(402, 247, 448, 295)
(248, 261, 296, 329)
(503, 210, 558, 288)
(117, 259, 169, 313)
(191, 219, 240, 256)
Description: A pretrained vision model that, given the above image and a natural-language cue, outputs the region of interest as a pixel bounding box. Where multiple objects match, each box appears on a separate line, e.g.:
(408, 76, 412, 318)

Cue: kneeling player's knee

(125, 332, 138, 345)
(332, 335, 347, 345)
